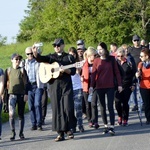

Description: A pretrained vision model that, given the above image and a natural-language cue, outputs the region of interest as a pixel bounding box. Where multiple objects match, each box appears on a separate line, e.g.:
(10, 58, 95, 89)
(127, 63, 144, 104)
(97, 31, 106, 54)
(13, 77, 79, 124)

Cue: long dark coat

(35, 52, 77, 131)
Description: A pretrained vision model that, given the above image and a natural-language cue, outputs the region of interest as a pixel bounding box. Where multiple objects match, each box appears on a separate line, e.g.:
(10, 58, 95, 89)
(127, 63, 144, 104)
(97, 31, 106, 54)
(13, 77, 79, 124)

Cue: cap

(52, 38, 64, 45)
(77, 45, 85, 50)
(132, 35, 140, 41)
(76, 39, 84, 45)
(11, 53, 22, 60)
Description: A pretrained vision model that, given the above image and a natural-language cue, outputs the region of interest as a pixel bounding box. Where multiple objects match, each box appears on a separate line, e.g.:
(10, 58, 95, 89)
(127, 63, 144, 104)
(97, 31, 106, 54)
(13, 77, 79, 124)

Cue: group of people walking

(0, 34, 150, 142)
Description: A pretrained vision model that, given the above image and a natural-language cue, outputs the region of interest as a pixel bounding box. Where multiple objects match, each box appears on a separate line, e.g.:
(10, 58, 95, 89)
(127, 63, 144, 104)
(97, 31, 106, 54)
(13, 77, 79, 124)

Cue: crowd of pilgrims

(0, 35, 150, 142)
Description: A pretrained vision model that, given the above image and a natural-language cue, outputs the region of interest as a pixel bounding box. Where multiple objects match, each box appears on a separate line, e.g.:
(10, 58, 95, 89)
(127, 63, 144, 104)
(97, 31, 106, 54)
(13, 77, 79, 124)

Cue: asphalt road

(0, 103, 150, 150)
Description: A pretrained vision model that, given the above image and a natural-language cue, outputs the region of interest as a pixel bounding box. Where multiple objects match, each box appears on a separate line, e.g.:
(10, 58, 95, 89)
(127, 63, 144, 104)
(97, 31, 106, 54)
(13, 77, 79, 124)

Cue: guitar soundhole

(51, 68, 54, 73)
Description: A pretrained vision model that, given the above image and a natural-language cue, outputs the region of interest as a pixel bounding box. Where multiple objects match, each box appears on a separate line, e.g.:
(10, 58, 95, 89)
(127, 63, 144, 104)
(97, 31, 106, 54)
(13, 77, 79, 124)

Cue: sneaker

(102, 127, 109, 134)
(89, 122, 94, 128)
(117, 117, 122, 125)
(109, 128, 115, 136)
(123, 120, 128, 126)
(132, 105, 138, 111)
(94, 123, 100, 129)
(78, 125, 84, 132)
(37, 126, 43, 131)
(67, 131, 74, 139)
(10, 131, 16, 141)
(82, 114, 87, 119)
(19, 133, 25, 140)
(55, 135, 65, 142)
(31, 126, 37, 130)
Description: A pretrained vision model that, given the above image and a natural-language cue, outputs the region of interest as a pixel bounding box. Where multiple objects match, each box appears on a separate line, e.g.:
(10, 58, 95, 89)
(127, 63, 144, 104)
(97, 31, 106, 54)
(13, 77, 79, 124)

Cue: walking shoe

(55, 135, 65, 142)
(123, 120, 128, 126)
(89, 122, 94, 128)
(31, 126, 37, 130)
(102, 127, 109, 134)
(10, 131, 16, 141)
(94, 123, 100, 129)
(67, 131, 74, 139)
(132, 105, 138, 111)
(78, 125, 84, 132)
(37, 126, 43, 131)
(117, 117, 122, 125)
(109, 128, 115, 136)
(19, 133, 25, 140)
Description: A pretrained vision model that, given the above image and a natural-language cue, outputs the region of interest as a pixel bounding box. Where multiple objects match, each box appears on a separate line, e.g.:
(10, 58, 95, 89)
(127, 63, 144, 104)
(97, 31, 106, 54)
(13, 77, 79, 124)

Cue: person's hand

(32, 45, 38, 57)
(135, 70, 141, 78)
(130, 85, 135, 91)
(24, 95, 28, 102)
(59, 65, 65, 73)
(118, 86, 123, 93)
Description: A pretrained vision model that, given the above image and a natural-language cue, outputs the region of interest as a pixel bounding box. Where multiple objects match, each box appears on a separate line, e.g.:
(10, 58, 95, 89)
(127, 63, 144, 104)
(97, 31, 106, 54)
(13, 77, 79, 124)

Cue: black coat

(35, 52, 77, 131)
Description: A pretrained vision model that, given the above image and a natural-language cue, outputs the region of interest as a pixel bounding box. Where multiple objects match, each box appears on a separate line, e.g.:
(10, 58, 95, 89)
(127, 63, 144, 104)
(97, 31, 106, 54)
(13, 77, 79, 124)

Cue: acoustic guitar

(39, 61, 84, 83)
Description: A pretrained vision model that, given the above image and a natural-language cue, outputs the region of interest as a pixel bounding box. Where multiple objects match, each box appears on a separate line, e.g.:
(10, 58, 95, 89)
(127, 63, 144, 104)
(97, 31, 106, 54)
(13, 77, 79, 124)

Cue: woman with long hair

(89, 42, 122, 135)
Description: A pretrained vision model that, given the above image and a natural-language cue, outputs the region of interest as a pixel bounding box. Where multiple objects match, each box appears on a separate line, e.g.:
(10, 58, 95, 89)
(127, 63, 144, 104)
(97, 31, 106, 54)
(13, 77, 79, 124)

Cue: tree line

(17, 0, 150, 45)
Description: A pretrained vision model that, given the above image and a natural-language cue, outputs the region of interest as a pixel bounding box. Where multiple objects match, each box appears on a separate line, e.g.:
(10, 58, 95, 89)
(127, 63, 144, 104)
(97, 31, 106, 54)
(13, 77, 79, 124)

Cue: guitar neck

(62, 64, 75, 70)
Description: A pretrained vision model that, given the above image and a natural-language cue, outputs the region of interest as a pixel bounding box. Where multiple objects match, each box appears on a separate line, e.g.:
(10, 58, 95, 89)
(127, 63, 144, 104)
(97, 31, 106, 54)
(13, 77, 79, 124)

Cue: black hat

(76, 39, 84, 45)
(11, 53, 22, 60)
(77, 45, 85, 50)
(132, 35, 140, 41)
(52, 38, 64, 45)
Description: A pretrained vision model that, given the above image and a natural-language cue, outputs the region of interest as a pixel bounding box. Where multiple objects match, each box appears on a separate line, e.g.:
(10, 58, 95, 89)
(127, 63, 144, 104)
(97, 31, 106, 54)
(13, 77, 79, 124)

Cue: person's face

(26, 49, 34, 60)
(139, 52, 149, 62)
(11, 57, 21, 66)
(69, 51, 76, 59)
(77, 49, 84, 57)
(97, 46, 105, 56)
(117, 52, 124, 61)
(110, 45, 117, 52)
(87, 54, 95, 64)
(132, 39, 140, 47)
(53, 43, 64, 53)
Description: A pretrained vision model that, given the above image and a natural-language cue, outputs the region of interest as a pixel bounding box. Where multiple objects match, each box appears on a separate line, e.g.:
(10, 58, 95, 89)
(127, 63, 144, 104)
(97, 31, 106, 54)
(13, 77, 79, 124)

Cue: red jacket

(81, 60, 90, 93)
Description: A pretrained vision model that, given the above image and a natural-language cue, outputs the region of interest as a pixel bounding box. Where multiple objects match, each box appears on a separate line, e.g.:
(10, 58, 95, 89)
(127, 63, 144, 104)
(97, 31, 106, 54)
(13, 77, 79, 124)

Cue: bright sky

(0, 0, 28, 44)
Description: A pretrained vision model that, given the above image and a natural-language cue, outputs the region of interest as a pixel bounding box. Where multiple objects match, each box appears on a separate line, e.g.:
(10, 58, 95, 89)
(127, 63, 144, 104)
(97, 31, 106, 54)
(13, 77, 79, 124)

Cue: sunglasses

(53, 44, 61, 47)
(133, 40, 139, 42)
(140, 55, 144, 58)
(15, 58, 21, 61)
(117, 55, 123, 58)
(26, 53, 33, 55)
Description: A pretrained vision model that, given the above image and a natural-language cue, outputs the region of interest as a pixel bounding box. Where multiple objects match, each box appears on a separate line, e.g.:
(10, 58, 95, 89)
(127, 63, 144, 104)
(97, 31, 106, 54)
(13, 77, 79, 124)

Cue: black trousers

(140, 88, 150, 122)
(115, 87, 132, 121)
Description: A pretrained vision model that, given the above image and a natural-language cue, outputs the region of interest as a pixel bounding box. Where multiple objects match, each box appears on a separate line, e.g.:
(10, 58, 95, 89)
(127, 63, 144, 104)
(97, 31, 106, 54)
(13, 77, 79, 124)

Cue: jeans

(9, 94, 25, 133)
(73, 89, 83, 126)
(28, 84, 44, 127)
(0, 100, 2, 136)
(96, 88, 115, 125)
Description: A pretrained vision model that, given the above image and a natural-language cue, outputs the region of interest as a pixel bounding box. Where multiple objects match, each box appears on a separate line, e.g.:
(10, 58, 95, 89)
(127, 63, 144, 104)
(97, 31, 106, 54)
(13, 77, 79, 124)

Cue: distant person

(90, 42, 122, 135)
(115, 48, 136, 126)
(129, 35, 143, 111)
(4, 53, 28, 141)
(32, 38, 77, 142)
(0, 68, 4, 140)
(24, 47, 44, 131)
(68, 47, 84, 133)
(110, 43, 118, 57)
(135, 48, 150, 125)
(81, 47, 98, 128)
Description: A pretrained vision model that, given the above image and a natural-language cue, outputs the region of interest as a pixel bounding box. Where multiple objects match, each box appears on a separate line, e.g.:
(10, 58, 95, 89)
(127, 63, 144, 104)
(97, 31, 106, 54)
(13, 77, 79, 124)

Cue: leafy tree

(0, 34, 7, 46)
